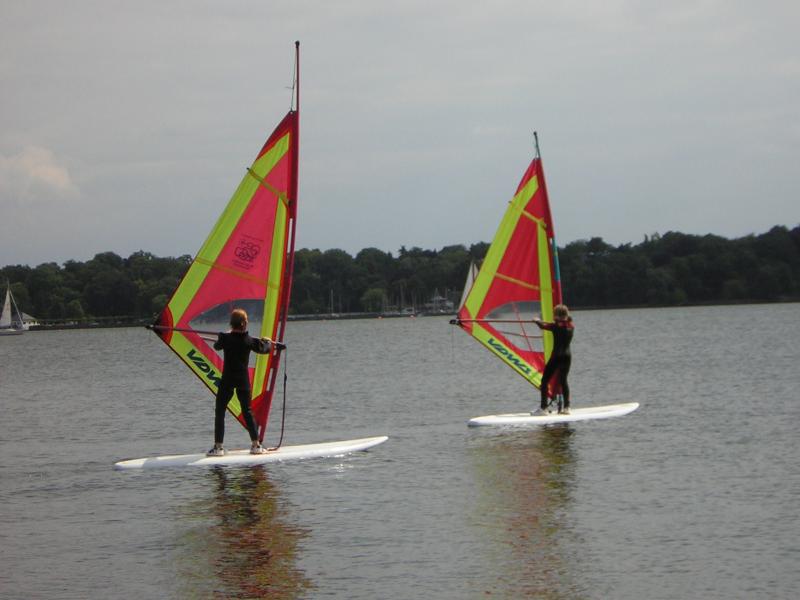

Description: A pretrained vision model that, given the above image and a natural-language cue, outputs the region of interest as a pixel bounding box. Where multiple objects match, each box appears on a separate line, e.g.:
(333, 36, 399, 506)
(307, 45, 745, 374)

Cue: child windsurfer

(532, 304, 574, 415)
(207, 308, 285, 456)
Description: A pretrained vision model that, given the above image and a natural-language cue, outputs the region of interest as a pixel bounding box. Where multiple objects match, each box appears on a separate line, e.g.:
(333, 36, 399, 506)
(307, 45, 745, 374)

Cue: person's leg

(559, 356, 572, 410)
(237, 387, 268, 454)
(540, 360, 558, 410)
(214, 385, 234, 445)
(236, 386, 260, 442)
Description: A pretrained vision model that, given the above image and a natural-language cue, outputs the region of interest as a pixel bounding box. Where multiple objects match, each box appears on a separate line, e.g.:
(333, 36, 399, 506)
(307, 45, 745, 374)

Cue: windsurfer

(532, 304, 574, 415)
(207, 308, 285, 456)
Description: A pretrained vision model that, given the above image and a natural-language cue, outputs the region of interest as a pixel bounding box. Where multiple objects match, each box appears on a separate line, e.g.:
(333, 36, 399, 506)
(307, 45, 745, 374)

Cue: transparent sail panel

(485, 301, 543, 353)
(189, 299, 266, 367)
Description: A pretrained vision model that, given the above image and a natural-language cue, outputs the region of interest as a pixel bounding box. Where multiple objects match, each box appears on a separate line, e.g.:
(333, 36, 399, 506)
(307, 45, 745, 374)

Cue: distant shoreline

(26, 310, 446, 331)
(24, 298, 798, 331)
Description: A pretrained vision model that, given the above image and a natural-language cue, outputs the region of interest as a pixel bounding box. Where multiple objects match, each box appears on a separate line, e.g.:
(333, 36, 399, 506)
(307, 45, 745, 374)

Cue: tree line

(2, 225, 798, 324)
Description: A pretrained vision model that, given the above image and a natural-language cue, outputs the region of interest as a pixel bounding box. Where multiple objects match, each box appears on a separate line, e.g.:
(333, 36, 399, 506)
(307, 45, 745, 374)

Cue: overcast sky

(1, 0, 798, 267)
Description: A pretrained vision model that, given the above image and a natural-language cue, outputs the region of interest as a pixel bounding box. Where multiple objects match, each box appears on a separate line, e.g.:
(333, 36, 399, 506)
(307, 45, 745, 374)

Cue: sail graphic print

(454, 150, 562, 393)
(152, 108, 298, 442)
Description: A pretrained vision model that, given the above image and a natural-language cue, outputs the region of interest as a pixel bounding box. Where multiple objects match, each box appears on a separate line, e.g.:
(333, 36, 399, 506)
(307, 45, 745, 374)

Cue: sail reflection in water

(177, 468, 312, 599)
(469, 426, 581, 597)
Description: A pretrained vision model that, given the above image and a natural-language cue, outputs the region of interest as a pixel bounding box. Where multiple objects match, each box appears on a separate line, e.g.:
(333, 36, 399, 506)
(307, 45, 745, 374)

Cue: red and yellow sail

(152, 49, 299, 442)
(455, 150, 562, 393)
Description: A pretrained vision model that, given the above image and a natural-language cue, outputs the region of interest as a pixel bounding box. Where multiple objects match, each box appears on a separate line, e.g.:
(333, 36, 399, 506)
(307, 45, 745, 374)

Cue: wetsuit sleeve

(536, 321, 554, 331)
(214, 333, 224, 351)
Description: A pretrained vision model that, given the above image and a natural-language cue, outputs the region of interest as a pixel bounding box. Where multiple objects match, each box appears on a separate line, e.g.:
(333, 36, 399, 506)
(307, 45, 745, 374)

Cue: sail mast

(532, 132, 562, 305)
(259, 41, 300, 442)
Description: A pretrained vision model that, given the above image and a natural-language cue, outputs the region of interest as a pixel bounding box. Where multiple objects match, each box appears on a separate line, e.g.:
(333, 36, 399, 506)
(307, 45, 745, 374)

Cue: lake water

(1, 304, 798, 599)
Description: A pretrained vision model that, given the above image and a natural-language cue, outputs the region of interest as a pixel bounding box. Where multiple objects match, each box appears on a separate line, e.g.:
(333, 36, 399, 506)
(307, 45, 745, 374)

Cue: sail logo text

(235, 239, 261, 262)
(233, 238, 261, 271)
(187, 349, 221, 388)
(487, 338, 531, 375)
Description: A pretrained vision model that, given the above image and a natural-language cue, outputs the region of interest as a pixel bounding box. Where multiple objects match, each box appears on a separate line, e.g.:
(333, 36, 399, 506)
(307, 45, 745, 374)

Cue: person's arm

(214, 333, 224, 350)
(533, 318, 553, 331)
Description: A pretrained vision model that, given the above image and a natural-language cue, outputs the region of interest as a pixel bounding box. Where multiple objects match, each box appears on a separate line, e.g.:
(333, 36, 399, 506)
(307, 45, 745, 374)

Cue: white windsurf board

(114, 435, 388, 470)
(468, 402, 639, 427)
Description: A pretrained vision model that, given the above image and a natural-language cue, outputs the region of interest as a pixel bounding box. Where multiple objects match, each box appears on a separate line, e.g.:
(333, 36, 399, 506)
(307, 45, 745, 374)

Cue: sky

(1, 0, 798, 267)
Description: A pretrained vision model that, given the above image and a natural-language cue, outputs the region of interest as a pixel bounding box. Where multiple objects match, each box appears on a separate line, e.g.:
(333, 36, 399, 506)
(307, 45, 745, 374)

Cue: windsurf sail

(151, 43, 300, 443)
(452, 133, 562, 395)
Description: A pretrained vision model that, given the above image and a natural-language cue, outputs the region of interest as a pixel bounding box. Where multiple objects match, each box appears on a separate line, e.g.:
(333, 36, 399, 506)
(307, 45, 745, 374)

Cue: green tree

(83, 269, 138, 316)
(360, 287, 386, 312)
(64, 299, 86, 320)
(27, 263, 64, 318)
(3, 224, 800, 322)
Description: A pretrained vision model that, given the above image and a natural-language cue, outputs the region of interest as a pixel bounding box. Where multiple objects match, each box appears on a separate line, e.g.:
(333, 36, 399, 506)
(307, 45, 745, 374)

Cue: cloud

(0, 146, 78, 204)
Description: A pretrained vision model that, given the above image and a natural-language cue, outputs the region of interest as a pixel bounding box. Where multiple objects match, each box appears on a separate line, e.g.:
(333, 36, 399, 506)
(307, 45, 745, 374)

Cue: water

(1, 304, 798, 599)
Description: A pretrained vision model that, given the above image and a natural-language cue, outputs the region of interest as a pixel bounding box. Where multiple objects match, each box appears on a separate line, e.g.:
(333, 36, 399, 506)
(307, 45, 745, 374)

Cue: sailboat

(457, 261, 479, 311)
(115, 43, 387, 469)
(451, 134, 638, 427)
(0, 284, 25, 336)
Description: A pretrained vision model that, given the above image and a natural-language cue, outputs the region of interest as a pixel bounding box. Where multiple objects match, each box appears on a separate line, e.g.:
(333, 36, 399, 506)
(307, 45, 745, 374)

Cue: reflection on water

(177, 467, 312, 599)
(470, 426, 583, 598)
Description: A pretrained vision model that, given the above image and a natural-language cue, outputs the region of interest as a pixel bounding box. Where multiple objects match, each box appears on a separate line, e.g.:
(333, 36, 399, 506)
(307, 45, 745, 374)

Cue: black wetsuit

(538, 319, 574, 410)
(213, 331, 271, 444)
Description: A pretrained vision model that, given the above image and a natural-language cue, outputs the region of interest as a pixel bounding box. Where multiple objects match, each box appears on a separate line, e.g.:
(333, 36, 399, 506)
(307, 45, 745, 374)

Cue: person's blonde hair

(230, 308, 248, 329)
(553, 304, 570, 320)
